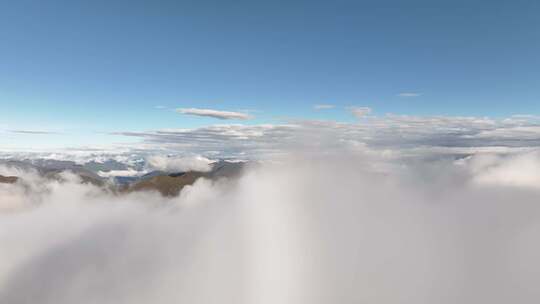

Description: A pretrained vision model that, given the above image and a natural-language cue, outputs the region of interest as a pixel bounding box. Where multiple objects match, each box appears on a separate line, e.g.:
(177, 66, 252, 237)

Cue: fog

(2, 151, 540, 303)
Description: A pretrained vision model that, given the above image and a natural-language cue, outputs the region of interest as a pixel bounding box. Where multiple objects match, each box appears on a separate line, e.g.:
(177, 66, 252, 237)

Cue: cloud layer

(2, 149, 540, 303)
(105, 115, 540, 160)
(3, 114, 540, 163)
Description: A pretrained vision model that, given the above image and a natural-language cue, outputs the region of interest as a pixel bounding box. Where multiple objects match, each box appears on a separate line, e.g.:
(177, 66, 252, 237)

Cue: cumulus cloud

(464, 151, 540, 188)
(176, 108, 253, 120)
(146, 155, 213, 172)
(313, 104, 335, 110)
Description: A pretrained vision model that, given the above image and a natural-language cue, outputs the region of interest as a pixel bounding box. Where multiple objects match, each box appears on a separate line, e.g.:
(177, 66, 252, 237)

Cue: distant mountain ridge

(0, 159, 247, 196)
(127, 161, 246, 196)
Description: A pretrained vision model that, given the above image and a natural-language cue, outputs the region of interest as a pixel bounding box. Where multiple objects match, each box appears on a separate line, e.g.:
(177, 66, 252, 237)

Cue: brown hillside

(0, 175, 18, 184)
(129, 172, 205, 197)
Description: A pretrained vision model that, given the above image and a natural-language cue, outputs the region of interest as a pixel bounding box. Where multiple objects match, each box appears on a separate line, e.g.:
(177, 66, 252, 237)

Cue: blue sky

(1, 0, 539, 148)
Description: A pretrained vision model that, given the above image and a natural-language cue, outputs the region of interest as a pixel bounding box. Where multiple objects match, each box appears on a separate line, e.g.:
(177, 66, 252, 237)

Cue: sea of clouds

(2, 146, 540, 303)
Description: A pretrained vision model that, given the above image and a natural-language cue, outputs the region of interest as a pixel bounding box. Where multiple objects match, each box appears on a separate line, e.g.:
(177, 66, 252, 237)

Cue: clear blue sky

(1, 0, 539, 148)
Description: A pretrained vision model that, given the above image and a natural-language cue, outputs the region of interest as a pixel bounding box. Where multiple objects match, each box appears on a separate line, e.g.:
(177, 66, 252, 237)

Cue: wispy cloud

(348, 107, 372, 119)
(397, 92, 422, 97)
(176, 108, 254, 120)
(8, 130, 60, 135)
(314, 104, 335, 110)
(154, 105, 167, 110)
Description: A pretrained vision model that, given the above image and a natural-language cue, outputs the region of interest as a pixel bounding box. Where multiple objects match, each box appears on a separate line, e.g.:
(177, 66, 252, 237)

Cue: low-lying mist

(2, 151, 540, 303)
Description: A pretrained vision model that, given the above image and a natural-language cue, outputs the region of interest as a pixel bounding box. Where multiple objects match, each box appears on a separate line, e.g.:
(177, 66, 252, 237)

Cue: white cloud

(397, 92, 422, 97)
(8, 130, 60, 135)
(314, 104, 335, 110)
(467, 152, 540, 188)
(468, 126, 540, 139)
(348, 106, 372, 119)
(3, 151, 540, 303)
(97, 168, 145, 178)
(4, 114, 540, 163)
(106, 114, 540, 160)
(114, 124, 301, 159)
(146, 155, 213, 172)
(176, 108, 253, 120)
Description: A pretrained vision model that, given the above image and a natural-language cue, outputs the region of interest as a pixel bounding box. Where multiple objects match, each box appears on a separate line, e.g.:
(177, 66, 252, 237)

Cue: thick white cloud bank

(466, 152, 540, 188)
(146, 155, 213, 172)
(2, 149, 540, 303)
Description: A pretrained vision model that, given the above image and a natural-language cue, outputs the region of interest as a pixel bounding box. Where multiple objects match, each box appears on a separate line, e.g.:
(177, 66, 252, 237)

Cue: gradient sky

(1, 0, 539, 148)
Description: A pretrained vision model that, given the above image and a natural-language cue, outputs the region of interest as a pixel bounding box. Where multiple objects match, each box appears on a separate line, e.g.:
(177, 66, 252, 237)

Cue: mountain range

(0, 159, 247, 197)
